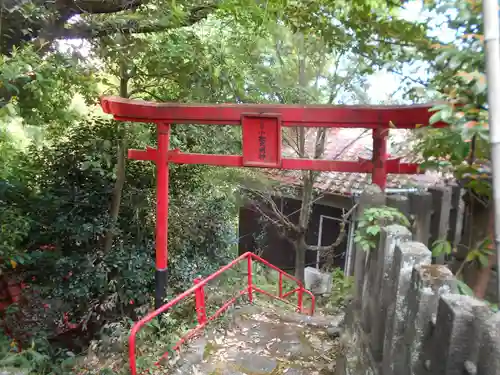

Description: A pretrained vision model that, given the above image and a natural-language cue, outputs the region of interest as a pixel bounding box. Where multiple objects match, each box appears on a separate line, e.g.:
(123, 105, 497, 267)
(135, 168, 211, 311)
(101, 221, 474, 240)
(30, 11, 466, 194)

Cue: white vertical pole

(483, 0, 500, 300)
(345, 201, 358, 276)
(316, 216, 324, 269)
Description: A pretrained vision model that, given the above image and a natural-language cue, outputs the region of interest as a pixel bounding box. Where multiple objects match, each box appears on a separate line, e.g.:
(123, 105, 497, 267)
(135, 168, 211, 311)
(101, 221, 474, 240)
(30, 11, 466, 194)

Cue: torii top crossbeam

(102, 96, 440, 128)
(100, 96, 444, 308)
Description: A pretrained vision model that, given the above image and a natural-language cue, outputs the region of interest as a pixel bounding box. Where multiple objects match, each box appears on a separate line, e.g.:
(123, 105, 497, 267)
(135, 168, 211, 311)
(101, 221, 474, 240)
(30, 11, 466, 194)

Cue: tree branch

(2, 0, 143, 54)
(129, 89, 165, 101)
(283, 132, 301, 156)
(253, 200, 300, 233)
(64, 0, 144, 14)
(273, 128, 370, 225)
(327, 50, 347, 104)
(274, 39, 286, 69)
(58, 5, 216, 39)
(247, 189, 299, 231)
(313, 128, 327, 159)
(387, 67, 429, 88)
(304, 221, 346, 252)
(303, 203, 358, 252)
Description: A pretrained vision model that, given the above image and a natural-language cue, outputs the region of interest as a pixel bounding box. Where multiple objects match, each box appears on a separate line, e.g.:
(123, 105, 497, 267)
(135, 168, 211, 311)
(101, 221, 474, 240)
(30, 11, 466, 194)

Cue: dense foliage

(417, 0, 489, 193)
(411, 0, 496, 299)
(0, 31, 244, 372)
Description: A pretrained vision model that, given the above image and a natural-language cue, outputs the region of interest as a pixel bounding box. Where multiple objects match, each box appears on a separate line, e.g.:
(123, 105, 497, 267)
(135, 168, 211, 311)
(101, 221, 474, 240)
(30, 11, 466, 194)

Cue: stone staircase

(170, 303, 343, 375)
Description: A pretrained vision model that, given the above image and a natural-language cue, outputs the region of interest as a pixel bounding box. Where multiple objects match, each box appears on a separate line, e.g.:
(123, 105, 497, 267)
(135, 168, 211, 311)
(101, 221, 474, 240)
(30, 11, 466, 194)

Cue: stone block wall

(337, 187, 500, 375)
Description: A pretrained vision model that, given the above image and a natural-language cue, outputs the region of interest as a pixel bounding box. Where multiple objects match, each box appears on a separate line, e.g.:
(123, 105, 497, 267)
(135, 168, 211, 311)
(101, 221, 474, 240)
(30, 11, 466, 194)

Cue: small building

(238, 128, 451, 274)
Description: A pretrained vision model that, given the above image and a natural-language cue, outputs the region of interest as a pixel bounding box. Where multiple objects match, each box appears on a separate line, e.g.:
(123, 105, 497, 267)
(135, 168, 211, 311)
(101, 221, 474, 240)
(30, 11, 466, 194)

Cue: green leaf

(432, 240, 452, 256)
(81, 161, 91, 171)
(432, 243, 444, 257)
(466, 249, 480, 262)
(457, 280, 474, 296)
(365, 225, 380, 236)
(473, 76, 487, 95)
(358, 220, 368, 228)
(429, 104, 451, 113)
(399, 216, 411, 228)
(478, 253, 490, 268)
(429, 110, 442, 125)
(478, 237, 492, 251)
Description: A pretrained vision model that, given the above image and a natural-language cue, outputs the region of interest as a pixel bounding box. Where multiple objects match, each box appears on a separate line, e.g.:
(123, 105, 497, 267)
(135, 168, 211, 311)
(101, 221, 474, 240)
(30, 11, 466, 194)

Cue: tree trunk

(473, 253, 496, 299)
(103, 138, 127, 252)
(473, 209, 498, 300)
(294, 232, 307, 282)
(103, 61, 128, 252)
(293, 33, 310, 282)
(294, 174, 314, 282)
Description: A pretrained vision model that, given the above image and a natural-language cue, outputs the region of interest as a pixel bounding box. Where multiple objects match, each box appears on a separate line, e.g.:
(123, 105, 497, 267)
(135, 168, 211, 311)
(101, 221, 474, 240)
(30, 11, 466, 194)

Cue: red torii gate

(100, 96, 442, 308)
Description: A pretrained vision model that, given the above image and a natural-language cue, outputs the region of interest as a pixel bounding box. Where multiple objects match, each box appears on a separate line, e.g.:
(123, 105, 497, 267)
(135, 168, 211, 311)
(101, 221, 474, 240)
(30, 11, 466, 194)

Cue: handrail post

(278, 273, 283, 298)
(194, 278, 207, 325)
(247, 255, 253, 303)
(297, 287, 303, 313)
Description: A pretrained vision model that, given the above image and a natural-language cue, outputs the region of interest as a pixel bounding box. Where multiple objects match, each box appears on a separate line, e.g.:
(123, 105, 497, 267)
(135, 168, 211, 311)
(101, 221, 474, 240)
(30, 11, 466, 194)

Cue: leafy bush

(27, 244, 154, 328)
(0, 112, 239, 350)
(327, 268, 354, 312)
(0, 129, 34, 270)
(354, 206, 410, 251)
(0, 327, 78, 374)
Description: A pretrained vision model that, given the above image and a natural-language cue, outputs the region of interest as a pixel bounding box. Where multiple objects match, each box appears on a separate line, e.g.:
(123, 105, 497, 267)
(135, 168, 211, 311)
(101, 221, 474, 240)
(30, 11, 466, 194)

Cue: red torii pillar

(100, 97, 443, 308)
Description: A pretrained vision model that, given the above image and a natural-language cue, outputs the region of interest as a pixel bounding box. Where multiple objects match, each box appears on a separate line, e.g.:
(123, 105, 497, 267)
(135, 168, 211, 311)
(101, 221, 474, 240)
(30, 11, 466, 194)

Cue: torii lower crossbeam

(100, 96, 444, 308)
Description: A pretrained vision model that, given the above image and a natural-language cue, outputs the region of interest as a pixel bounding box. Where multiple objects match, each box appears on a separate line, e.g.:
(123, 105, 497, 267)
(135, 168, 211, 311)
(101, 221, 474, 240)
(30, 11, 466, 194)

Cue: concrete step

(169, 304, 342, 375)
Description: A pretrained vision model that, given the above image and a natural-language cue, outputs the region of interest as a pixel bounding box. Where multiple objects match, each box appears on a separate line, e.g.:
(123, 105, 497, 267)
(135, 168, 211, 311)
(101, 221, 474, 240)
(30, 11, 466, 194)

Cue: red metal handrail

(128, 252, 315, 375)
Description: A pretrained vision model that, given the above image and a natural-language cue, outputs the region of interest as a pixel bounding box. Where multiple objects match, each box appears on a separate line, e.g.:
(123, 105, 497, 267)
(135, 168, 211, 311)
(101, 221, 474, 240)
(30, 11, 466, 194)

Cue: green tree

(236, 17, 422, 281)
(414, 0, 494, 299)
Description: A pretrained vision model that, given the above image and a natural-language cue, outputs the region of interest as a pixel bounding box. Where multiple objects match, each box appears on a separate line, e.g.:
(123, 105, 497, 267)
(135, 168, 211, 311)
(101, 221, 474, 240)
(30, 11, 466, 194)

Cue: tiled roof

(267, 128, 448, 195)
